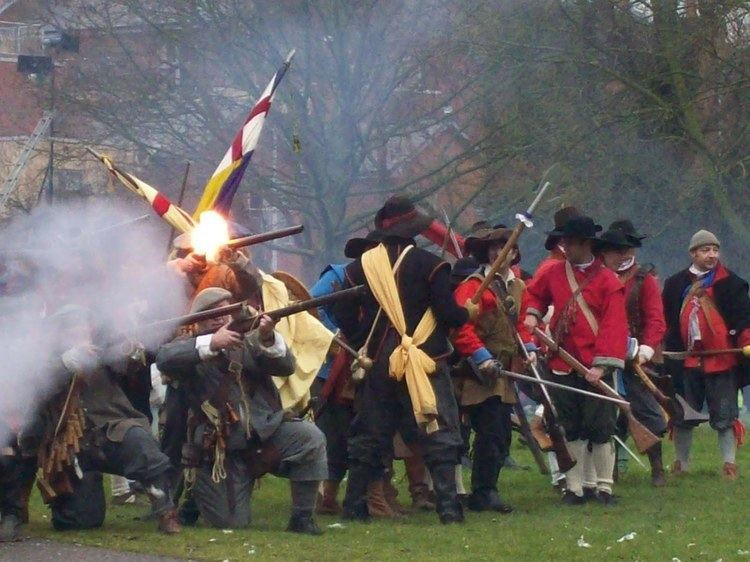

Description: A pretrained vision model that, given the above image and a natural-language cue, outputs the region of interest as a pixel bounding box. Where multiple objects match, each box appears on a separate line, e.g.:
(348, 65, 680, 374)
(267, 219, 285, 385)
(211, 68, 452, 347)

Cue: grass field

(24, 423, 750, 562)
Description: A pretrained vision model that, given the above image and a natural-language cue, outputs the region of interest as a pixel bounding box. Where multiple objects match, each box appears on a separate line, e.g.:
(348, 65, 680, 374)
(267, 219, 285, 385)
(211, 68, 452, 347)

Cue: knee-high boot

(341, 462, 373, 521)
(428, 462, 464, 524)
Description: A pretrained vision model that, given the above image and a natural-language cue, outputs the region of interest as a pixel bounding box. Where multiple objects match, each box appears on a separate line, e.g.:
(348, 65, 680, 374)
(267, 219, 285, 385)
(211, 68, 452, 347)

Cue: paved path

(0, 538, 190, 561)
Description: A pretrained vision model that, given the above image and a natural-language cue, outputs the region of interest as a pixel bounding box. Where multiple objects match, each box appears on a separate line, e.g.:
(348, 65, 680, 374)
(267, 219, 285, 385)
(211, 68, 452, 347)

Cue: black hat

(544, 206, 581, 251)
(464, 223, 521, 266)
(609, 219, 646, 247)
(344, 230, 384, 259)
(374, 196, 433, 239)
(450, 256, 480, 281)
(546, 215, 602, 241)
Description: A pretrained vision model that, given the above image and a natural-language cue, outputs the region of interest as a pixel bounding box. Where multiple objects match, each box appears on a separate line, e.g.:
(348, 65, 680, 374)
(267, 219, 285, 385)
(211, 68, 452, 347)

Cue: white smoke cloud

(0, 200, 188, 447)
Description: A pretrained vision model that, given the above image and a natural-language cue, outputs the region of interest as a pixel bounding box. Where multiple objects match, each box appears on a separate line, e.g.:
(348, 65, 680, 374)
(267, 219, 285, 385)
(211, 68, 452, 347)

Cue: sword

(496, 367, 629, 405)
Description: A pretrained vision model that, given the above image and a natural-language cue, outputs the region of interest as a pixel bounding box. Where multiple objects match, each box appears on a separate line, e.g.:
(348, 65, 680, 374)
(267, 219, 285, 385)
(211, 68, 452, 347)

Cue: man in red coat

(662, 230, 750, 479)
(524, 216, 629, 505)
(598, 220, 668, 486)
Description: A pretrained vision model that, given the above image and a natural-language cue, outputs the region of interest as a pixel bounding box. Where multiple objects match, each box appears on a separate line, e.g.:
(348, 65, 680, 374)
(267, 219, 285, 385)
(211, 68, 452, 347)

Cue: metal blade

(499, 369, 629, 406)
(675, 394, 710, 422)
(613, 435, 648, 469)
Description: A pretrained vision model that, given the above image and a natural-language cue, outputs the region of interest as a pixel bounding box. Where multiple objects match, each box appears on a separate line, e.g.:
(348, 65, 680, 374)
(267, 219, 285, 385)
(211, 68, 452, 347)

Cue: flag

(193, 50, 295, 218)
(89, 148, 195, 233)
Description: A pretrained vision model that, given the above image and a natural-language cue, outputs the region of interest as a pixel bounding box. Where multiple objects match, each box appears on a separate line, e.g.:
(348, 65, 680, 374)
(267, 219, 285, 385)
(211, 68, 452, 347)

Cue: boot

(404, 455, 434, 511)
(429, 462, 464, 524)
(647, 442, 666, 487)
(468, 442, 511, 513)
(287, 511, 323, 535)
(367, 479, 400, 518)
(157, 509, 181, 535)
(341, 462, 372, 522)
(0, 514, 21, 542)
(316, 480, 342, 515)
(723, 462, 738, 480)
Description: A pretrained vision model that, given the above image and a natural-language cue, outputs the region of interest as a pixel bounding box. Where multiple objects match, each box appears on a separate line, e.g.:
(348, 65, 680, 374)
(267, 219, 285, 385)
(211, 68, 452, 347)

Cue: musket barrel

(226, 225, 304, 250)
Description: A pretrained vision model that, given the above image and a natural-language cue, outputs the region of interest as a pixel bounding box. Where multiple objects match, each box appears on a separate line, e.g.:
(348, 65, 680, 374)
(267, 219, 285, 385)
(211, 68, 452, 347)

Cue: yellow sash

(361, 244, 440, 433)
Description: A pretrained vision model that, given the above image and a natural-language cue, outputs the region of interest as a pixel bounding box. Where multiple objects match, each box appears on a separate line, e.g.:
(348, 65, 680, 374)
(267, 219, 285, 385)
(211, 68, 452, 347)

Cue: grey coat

(155, 331, 296, 445)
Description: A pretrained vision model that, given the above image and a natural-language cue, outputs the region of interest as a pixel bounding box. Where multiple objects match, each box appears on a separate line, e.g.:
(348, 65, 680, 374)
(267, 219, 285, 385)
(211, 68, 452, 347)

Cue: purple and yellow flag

(193, 51, 295, 218)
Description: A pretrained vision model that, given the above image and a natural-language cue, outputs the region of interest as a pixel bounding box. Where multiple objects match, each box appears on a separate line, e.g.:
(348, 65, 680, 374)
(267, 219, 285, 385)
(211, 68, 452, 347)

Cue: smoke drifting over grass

(0, 200, 188, 447)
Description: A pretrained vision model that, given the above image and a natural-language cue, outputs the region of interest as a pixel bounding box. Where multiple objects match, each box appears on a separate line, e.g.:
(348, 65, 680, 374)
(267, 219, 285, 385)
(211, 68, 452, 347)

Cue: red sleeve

(592, 277, 629, 367)
(516, 288, 533, 344)
(638, 274, 666, 348)
(526, 265, 552, 319)
(452, 278, 496, 356)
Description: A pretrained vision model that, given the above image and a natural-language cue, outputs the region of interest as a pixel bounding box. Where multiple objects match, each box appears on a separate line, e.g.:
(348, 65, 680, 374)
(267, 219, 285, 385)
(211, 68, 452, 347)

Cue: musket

(534, 328, 659, 453)
(470, 176, 553, 304)
(145, 285, 365, 332)
(225, 225, 304, 251)
(662, 348, 744, 360)
(516, 334, 576, 473)
(631, 362, 677, 420)
(464, 357, 628, 405)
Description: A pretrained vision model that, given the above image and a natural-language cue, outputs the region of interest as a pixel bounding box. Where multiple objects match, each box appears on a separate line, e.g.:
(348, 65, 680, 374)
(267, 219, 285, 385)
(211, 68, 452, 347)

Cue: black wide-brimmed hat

(599, 219, 646, 249)
(464, 223, 521, 265)
(374, 196, 433, 239)
(544, 206, 581, 251)
(450, 256, 481, 282)
(546, 215, 602, 241)
(344, 230, 384, 259)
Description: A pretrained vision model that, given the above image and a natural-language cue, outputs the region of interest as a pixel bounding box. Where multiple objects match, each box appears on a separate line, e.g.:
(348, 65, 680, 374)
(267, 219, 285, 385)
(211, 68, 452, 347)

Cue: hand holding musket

(533, 328, 659, 454)
(516, 334, 576, 473)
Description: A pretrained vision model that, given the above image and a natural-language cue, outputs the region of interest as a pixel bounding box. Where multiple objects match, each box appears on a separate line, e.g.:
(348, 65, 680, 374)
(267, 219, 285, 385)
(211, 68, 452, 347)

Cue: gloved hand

(637, 344, 655, 365)
(478, 358, 503, 387)
(464, 298, 480, 321)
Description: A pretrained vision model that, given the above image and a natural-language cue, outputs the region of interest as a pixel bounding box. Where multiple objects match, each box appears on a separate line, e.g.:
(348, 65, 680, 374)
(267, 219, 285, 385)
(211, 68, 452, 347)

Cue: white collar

(570, 256, 595, 270)
(484, 264, 515, 282)
(617, 256, 636, 273)
(689, 264, 711, 278)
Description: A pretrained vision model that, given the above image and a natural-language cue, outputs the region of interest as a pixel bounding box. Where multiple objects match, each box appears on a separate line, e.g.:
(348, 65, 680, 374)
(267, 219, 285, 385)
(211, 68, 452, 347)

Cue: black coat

(333, 238, 469, 361)
(662, 264, 750, 381)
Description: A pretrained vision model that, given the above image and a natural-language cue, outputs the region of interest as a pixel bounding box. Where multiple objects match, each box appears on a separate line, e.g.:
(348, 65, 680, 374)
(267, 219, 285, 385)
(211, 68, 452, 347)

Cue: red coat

(526, 258, 628, 372)
(620, 265, 666, 350)
(452, 275, 533, 359)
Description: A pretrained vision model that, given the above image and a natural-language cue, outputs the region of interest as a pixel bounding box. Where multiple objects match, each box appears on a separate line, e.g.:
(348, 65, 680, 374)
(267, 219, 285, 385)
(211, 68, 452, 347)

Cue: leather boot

(647, 442, 666, 487)
(468, 441, 511, 513)
(367, 479, 401, 518)
(429, 462, 464, 524)
(404, 455, 434, 511)
(341, 462, 372, 521)
(157, 509, 181, 534)
(316, 480, 342, 515)
(287, 511, 323, 535)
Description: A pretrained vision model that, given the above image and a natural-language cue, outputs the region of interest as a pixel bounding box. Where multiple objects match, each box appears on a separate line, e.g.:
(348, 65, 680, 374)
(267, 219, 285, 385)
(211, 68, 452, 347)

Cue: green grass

(25, 424, 750, 562)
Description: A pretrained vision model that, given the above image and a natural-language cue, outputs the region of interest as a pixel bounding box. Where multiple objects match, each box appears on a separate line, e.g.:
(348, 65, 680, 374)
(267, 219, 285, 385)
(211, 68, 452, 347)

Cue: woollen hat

(190, 287, 232, 314)
(689, 229, 720, 252)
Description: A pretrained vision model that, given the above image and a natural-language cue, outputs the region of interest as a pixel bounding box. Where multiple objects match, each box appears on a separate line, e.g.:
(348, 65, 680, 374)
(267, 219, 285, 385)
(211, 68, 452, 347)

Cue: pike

(146, 285, 365, 332)
(516, 334, 576, 473)
(534, 328, 660, 453)
(471, 171, 554, 304)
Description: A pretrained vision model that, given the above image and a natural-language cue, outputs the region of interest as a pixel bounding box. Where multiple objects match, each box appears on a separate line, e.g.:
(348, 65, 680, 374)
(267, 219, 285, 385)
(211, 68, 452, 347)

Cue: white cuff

(638, 344, 655, 363)
(252, 331, 287, 358)
(195, 334, 220, 360)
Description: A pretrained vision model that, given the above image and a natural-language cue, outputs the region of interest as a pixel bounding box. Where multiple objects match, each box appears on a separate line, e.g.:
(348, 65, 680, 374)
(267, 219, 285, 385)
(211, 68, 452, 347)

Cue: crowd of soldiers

(0, 195, 749, 542)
